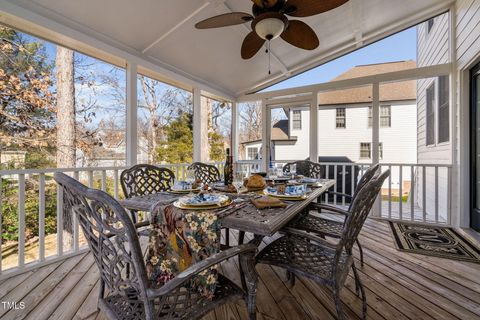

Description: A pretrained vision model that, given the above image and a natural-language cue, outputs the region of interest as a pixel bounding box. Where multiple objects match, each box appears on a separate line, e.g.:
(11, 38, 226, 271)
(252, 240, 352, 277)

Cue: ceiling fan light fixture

(255, 17, 285, 40)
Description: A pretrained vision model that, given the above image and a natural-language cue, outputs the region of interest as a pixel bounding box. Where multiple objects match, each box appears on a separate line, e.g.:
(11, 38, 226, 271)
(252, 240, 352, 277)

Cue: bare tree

(55, 46, 76, 168)
(55, 46, 76, 251)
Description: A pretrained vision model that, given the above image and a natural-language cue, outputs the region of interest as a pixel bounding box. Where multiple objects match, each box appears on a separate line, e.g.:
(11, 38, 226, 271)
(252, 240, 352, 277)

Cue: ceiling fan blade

(241, 31, 265, 59)
(285, 0, 349, 17)
(251, 0, 279, 8)
(195, 12, 253, 29)
(281, 20, 319, 50)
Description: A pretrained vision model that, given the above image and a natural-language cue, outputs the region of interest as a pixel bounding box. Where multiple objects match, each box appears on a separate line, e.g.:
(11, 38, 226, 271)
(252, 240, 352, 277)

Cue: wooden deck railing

(0, 162, 224, 279)
(0, 160, 451, 279)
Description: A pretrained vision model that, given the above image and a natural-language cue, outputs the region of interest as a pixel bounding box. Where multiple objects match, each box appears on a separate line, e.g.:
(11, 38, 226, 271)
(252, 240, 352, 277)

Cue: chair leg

(352, 265, 367, 319)
(356, 239, 364, 267)
(225, 228, 230, 247)
(239, 251, 258, 320)
(333, 284, 346, 320)
(238, 231, 247, 291)
(351, 263, 360, 296)
(285, 271, 296, 287)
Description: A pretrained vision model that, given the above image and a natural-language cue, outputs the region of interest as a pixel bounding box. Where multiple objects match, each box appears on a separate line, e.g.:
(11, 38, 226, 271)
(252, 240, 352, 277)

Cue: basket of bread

(244, 174, 267, 191)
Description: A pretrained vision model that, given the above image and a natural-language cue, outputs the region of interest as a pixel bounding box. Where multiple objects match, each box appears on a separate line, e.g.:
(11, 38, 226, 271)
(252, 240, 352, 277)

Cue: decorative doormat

(389, 222, 480, 263)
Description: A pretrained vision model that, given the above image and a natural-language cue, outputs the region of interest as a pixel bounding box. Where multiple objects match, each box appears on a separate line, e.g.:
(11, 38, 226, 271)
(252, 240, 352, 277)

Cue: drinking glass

(290, 164, 297, 179)
(185, 169, 195, 189)
(233, 171, 246, 195)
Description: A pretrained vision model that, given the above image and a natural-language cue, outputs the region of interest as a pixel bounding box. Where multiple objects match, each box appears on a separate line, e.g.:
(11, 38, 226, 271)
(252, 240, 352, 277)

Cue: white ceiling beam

(349, 0, 364, 48)
(142, 2, 210, 53)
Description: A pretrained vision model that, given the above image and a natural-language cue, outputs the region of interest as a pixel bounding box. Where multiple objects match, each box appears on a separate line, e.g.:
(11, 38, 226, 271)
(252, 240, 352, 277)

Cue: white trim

(142, 3, 210, 54)
(126, 62, 138, 166)
(310, 95, 318, 162)
(238, 63, 452, 102)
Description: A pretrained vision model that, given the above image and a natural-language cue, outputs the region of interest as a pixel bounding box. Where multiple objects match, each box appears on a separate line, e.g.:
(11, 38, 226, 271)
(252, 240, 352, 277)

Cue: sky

(263, 26, 417, 92)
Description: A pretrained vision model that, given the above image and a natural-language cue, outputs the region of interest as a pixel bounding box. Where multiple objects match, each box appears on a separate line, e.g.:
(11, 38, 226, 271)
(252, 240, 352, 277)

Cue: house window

(426, 83, 436, 146)
(292, 110, 302, 130)
(438, 75, 450, 143)
(368, 106, 391, 127)
(360, 143, 371, 159)
(336, 108, 346, 128)
(427, 18, 435, 34)
(247, 147, 259, 160)
(359, 143, 383, 159)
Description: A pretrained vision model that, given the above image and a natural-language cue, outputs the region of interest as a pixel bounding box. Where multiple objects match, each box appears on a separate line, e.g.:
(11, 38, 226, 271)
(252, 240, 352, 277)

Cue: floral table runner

(145, 201, 221, 299)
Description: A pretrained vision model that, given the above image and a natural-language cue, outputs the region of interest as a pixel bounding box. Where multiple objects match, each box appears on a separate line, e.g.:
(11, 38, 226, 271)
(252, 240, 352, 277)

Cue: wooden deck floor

(1, 218, 480, 320)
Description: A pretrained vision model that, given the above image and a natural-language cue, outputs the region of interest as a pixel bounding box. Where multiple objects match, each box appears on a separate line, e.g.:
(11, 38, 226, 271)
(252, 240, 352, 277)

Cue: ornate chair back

(54, 172, 151, 317)
(336, 170, 390, 258)
(120, 164, 175, 198)
(283, 160, 324, 178)
(188, 162, 221, 184)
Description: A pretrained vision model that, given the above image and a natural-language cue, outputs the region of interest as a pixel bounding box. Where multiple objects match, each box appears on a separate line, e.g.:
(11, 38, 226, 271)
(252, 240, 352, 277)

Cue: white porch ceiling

(4, 0, 453, 98)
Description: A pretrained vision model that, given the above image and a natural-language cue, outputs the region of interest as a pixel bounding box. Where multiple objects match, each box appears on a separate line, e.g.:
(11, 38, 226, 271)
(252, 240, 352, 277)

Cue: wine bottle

(224, 148, 233, 185)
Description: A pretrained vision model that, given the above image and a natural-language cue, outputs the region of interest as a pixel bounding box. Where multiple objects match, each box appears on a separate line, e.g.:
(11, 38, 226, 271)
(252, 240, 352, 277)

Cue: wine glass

(185, 169, 195, 189)
(233, 171, 246, 195)
(290, 164, 297, 179)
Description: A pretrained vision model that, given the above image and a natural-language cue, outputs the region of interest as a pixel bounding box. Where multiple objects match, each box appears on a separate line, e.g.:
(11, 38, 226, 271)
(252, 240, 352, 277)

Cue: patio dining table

(120, 179, 335, 239)
(120, 179, 335, 291)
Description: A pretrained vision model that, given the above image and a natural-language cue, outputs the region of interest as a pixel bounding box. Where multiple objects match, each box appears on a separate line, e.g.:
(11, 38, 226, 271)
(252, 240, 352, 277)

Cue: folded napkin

(251, 196, 288, 209)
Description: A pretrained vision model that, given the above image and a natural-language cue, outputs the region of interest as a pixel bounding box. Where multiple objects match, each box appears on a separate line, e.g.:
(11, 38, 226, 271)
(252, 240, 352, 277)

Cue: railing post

(18, 174, 26, 268)
(39, 174, 46, 262)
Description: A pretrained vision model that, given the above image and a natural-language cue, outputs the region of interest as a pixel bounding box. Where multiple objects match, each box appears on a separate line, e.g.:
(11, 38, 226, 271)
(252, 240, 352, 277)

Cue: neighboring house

(415, 13, 451, 221)
(241, 61, 418, 193)
(0, 150, 27, 168)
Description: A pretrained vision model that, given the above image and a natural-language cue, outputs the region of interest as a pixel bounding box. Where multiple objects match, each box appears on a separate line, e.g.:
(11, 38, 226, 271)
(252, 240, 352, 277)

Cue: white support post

(193, 87, 208, 162)
(231, 102, 239, 163)
(126, 61, 138, 166)
(371, 82, 381, 216)
(261, 99, 271, 171)
(372, 82, 380, 164)
(310, 93, 319, 162)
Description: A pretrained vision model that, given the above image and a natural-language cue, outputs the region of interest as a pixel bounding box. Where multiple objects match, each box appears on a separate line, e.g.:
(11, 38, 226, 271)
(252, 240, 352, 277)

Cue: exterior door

(471, 62, 480, 231)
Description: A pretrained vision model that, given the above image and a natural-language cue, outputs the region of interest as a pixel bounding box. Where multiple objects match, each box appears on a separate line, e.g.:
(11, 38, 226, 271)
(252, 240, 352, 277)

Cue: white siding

(274, 106, 310, 161)
(416, 12, 451, 221)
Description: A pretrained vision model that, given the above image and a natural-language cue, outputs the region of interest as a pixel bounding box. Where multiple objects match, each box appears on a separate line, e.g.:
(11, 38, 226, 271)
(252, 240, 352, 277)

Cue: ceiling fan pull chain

(268, 40, 271, 75)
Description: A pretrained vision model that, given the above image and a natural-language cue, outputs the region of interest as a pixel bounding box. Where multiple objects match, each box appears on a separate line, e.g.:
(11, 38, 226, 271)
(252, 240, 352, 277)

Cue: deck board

(0, 219, 479, 320)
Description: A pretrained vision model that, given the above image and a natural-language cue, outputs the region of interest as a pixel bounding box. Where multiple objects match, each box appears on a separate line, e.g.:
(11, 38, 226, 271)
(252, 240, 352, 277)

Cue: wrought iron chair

(283, 160, 324, 178)
(188, 162, 221, 184)
(54, 172, 258, 320)
(257, 170, 390, 320)
(120, 164, 175, 223)
(286, 163, 381, 266)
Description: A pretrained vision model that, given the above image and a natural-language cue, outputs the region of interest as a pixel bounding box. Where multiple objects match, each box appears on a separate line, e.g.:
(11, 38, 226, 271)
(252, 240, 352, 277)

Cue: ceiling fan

(195, 0, 349, 59)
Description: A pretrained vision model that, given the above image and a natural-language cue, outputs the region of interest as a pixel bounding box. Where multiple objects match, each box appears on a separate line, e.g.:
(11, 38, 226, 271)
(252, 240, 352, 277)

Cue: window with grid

(336, 108, 346, 128)
(247, 147, 259, 160)
(368, 106, 391, 127)
(359, 143, 382, 159)
(292, 110, 302, 130)
(438, 75, 449, 143)
(426, 83, 436, 146)
(360, 143, 371, 159)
